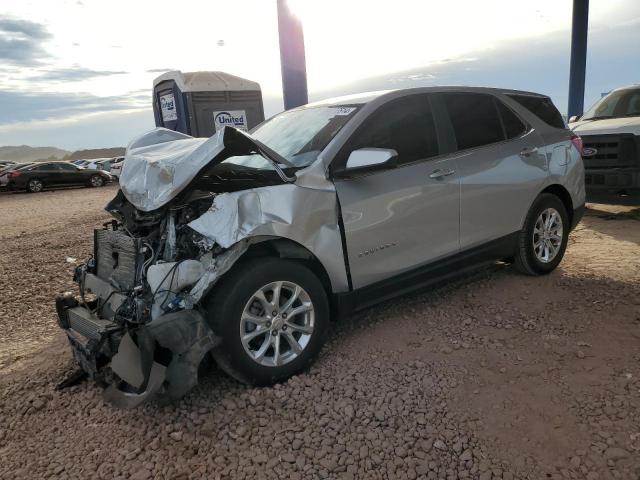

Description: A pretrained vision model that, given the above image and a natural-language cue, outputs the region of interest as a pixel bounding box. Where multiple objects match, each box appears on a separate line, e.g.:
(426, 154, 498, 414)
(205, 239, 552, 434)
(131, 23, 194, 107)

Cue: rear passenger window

(496, 100, 527, 139)
(507, 94, 565, 129)
(350, 94, 439, 165)
(442, 93, 504, 150)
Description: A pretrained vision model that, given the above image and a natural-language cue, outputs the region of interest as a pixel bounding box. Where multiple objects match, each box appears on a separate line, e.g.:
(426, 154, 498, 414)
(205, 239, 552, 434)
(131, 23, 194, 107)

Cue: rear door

(332, 94, 460, 289)
(438, 92, 547, 249)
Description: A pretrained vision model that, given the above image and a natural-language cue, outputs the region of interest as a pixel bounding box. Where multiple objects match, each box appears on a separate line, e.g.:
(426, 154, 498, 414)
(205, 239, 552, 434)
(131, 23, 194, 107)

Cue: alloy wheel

(239, 281, 315, 367)
(532, 207, 563, 263)
(28, 179, 43, 192)
(91, 176, 104, 187)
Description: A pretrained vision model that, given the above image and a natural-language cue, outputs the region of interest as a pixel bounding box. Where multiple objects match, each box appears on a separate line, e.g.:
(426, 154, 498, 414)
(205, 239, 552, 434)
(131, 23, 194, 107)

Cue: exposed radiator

(95, 230, 140, 290)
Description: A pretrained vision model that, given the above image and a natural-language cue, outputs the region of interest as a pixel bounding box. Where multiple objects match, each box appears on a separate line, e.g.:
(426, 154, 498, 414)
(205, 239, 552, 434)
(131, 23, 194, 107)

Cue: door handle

(519, 146, 538, 157)
(429, 168, 456, 179)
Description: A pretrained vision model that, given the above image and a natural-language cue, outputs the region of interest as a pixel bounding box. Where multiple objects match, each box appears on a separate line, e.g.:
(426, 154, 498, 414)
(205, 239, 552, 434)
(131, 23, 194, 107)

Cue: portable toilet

(152, 70, 265, 137)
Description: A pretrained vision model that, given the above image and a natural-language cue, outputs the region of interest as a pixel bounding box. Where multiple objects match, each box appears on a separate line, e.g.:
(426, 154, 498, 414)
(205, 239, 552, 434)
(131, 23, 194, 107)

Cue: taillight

(570, 134, 583, 155)
(8, 171, 21, 178)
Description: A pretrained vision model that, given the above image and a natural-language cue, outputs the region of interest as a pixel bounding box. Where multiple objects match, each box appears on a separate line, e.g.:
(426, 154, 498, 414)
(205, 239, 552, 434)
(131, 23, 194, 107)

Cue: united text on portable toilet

(152, 71, 265, 137)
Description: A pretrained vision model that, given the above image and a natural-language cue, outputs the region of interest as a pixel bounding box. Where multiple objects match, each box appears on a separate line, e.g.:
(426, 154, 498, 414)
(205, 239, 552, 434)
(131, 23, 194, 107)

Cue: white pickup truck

(569, 85, 640, 205)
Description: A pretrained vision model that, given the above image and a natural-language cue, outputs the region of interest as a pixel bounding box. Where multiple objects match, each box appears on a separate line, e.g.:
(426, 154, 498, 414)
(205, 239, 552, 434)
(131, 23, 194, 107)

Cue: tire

(205, 257, 330, 386)
(514, 193, 569, 275)
(89, 175, 105, 187)
(26, 178, 44, 193)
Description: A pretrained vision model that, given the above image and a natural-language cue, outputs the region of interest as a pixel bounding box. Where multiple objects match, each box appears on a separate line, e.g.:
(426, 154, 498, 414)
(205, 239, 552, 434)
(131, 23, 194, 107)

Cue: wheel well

(238, 238, 336, 311)
(540, 184, 574, 225)
(205, 239, 337, 318)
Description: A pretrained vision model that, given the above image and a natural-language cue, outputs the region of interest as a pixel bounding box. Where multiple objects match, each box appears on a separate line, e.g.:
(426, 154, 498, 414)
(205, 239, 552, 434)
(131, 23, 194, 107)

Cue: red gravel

(0, 187, 639, 479)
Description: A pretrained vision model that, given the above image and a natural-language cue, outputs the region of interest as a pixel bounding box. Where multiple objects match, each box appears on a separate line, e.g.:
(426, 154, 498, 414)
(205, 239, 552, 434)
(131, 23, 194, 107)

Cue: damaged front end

(55, 126, 305, 407)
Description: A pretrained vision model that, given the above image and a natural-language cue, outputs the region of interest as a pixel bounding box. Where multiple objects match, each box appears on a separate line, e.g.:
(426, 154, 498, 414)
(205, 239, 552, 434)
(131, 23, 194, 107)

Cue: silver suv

(56, 87, 585, 405)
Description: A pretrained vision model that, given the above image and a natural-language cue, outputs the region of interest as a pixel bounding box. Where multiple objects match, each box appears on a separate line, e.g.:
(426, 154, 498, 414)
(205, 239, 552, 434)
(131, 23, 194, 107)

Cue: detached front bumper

(56, 272, 221, 407)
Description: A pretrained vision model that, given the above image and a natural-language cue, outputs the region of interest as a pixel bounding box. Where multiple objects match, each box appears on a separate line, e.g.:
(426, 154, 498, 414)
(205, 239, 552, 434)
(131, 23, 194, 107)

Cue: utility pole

(568, 0, 589, 118)
(277, 0, 309, 110)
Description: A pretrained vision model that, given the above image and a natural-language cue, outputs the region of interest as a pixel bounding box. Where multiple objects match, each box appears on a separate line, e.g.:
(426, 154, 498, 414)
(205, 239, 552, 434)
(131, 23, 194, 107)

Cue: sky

(0, 0, 639, 150)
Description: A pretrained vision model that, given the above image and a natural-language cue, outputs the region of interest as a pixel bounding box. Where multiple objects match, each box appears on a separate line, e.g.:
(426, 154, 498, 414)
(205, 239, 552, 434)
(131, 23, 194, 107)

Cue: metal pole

(277, 0, 308, 110)
(568, 0, 589, 118)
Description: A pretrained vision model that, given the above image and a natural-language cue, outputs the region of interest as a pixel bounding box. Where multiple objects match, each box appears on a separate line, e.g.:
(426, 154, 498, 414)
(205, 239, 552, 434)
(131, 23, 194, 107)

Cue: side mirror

(335, 148, 398, 178)
(568, 115, 579, 123)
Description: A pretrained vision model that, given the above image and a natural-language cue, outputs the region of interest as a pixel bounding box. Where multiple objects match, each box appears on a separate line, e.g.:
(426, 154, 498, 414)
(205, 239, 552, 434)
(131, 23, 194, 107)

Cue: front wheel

(513, 193, 569, 275)
(89, 175, 105, 187)
(206, 258, 330, 386)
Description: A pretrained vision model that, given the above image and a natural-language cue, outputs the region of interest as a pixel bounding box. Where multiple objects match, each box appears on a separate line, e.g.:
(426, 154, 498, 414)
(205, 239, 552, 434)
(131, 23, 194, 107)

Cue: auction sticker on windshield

(331, 107, 357, 116)
(160, 93, 177, 122)
(214, 110, 248, 132)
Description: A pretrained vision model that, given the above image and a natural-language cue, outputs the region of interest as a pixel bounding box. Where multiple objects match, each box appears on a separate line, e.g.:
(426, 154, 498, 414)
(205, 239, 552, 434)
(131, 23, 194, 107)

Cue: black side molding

(334, 232, 519, 318)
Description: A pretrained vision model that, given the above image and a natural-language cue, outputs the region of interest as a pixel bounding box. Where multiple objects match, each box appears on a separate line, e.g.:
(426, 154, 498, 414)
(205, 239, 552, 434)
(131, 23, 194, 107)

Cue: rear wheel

(89, 175, 105, 187)
(514, 193, 569, 275)
(206, 257, 329, 386)
(26, 178, 43, 193)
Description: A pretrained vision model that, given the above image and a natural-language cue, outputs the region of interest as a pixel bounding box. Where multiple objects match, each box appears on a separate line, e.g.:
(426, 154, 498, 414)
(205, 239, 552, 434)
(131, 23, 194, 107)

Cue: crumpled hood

(119, 128, 224, 211)
(120, 126, 282, 212)
(569, 116, 640, 136)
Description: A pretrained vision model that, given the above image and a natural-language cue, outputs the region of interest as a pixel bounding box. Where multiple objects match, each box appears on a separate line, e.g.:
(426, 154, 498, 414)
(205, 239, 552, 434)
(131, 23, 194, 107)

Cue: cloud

(0, 90, 148, 124)
(311, 18, 640, 116)
(0, 109, 155, 150)
(146, 68, 174, 73)
(0, 16, 52, 66)
(33, 67, 128, 81)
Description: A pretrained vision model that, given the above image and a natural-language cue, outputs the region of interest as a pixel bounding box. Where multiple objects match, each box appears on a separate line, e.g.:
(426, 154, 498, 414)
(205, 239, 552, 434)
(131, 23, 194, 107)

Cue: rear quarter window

(507, 94, 565, 129)
(496, 100, 528, 139)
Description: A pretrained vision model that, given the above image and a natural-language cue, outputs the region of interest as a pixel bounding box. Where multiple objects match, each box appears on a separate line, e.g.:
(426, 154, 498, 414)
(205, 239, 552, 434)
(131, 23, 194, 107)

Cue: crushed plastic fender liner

(106, 311, 220, 406)
(145, 310, 221, 399)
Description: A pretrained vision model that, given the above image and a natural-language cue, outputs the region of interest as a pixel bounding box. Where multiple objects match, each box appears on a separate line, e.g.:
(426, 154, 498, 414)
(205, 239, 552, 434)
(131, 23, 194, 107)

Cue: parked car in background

(4, 161, 112, 192)
(72, 159, 90, 167)
(0, 163, 34, 188)
(109, 156, 124, 178)
(0, 160, 16, 169)
(80, 158, 109, 170)
(569, 85, 640, 205)
(56, 86, 585, 404)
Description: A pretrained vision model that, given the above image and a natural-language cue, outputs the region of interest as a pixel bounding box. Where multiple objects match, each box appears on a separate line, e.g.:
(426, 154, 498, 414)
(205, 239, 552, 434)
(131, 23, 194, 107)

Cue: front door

(332, 94, 460, 290)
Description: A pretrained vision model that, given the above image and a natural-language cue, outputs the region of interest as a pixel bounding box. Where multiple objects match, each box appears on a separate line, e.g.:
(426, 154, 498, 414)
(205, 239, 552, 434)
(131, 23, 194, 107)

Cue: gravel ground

(0, 186, 639, 480)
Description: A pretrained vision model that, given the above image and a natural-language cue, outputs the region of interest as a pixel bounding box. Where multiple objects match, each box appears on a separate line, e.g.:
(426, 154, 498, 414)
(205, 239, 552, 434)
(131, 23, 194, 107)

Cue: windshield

(222, 104, 361, 170)
(582, 88, 640, 120)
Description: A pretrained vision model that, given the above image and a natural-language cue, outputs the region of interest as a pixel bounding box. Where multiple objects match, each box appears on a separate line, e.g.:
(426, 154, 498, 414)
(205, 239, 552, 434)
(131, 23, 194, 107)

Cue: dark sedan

(3, 161, 112, 193)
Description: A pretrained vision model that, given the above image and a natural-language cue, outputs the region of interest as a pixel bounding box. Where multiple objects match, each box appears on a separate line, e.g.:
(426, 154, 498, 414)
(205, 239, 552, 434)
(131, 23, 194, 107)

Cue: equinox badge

(358, 242, 397, 258)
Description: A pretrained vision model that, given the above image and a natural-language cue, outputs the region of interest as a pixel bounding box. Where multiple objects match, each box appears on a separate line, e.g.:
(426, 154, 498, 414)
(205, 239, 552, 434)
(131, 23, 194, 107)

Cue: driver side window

(349, 94, 439, 166)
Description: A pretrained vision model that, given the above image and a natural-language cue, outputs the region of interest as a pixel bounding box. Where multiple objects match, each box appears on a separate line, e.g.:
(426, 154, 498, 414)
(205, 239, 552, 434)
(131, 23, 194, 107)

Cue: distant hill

(63, 147, 125, 161)
(0, 145, 70, 163)
(0, 145, 126, 163)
